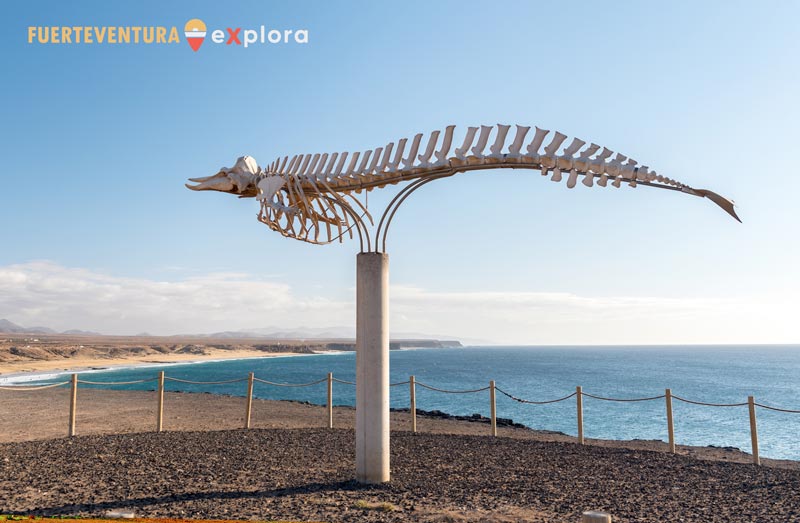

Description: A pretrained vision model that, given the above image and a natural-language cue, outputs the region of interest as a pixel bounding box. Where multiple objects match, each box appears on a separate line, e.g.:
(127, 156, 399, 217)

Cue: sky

(1, 1, 798, 344)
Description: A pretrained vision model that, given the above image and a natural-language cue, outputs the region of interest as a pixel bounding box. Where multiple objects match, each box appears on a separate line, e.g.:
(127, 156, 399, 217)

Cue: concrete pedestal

(355, 252, 390, 483)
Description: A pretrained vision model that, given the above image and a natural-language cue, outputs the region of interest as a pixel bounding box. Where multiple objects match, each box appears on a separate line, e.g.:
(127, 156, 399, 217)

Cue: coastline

(5, 342, 800, 463)
(0, 349, 328, 384)
(0, 332, 450, 383)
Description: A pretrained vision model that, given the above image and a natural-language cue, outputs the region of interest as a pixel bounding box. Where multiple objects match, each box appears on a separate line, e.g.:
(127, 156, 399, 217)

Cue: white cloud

(0, 261, 350, 335)
(0, 261, 794, 344)
(389, 286, 795, 345)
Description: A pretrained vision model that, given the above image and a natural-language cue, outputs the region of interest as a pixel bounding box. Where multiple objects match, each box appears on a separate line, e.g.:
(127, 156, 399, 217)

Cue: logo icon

(184, 19, 206, 51)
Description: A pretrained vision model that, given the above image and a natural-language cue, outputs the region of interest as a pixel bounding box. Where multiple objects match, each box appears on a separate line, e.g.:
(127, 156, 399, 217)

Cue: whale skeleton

(187, 123, 740, 249)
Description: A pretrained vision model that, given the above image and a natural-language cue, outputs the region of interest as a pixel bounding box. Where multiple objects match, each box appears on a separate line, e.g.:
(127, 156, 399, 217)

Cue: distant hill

(207, 325, 355, 339)
(206, 325, 468, 341)
(0, 319, 55, 334)
(0, 319, 24, 333)
(0, 319, 93, 336)
(61, 329, 103, 336)
(0, 319, 468, 344)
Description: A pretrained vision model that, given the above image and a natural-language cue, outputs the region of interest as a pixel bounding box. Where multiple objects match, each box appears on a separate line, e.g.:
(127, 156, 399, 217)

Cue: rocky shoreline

(391, 407, 534, 430)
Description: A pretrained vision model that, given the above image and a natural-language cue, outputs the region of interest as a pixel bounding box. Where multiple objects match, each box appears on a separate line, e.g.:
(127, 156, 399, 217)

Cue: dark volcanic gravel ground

(1, 429, 799, 523)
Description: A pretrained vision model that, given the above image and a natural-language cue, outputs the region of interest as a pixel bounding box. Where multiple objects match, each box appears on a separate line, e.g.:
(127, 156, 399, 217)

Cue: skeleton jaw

(185, 155, 261, 195)
(185, 171, 237, 192)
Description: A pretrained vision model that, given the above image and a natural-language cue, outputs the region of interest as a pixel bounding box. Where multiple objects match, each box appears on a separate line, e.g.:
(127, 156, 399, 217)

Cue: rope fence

(253, 377, 328, 387)
(416, 382, 491, 394)
(671, 395, 748, 407)
(164, 377, 248, 385)
(0, 381, 70, 391)
(580, 392, 666, 402)
(754, 403, 800, 414)
(2, 370, 799, 465)
(78, 378, 160, 386)
(496, 387, 577, 405)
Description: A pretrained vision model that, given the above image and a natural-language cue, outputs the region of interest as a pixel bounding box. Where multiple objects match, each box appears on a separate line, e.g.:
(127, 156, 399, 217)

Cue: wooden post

(576, 386, 584, 445)
(748, 395, 760, 466)
(68, 373, 77, 437)
(245, 372, 254, 429)
(409, 375, 417, 433)
(156, 371, 165, 432)
(665, 388, 675, 453)
(489, 380, 497, 437)
(327, 372, 333, 429)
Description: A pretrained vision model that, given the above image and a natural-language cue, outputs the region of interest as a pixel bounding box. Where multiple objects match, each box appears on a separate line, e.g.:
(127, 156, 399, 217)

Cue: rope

(78, 378, 159, 385)
(0, 381, 70, 391)
(755, 402, 800, 414)
(495, 387, 577, 404)
(253, 377, 327, 387)
(416, 382, 490, 394)
(164, 377, 248, 385)
(8, 370, 797, 418)
(581, 392, 666, 402)
(672, 395, 748, 407)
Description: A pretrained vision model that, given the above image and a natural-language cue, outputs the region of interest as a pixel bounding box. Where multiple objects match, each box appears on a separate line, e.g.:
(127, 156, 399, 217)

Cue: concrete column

(356, 252, 390, 483)
(582, 511, 612, 523)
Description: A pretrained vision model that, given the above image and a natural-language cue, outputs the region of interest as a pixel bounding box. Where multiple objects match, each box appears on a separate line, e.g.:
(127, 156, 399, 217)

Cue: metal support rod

(748, 395, 760, 465)
(577, 386, 584, 445)
(375, 176, 436, 250)
(245, 372, 254, 429)
(327, 372, 334, 429)
(665, 388, 675, 453)
(409, 375, 417, 433)
(68, 373, 77, 437)
(490, 380, 497, 437)
(355, 252, 390, 483)
(156, 371, 165, 432)
(377, 173, 455, 252)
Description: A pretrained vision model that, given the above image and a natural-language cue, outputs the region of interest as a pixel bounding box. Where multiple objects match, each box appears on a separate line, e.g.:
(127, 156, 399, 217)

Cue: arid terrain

(0, 334, 317, 375)
(1, 389, 799, 522)
(0, 334, 458, 375)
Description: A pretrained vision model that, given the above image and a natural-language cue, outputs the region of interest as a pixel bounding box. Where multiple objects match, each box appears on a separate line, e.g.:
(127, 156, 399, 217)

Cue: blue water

(6, 346, 800, 460)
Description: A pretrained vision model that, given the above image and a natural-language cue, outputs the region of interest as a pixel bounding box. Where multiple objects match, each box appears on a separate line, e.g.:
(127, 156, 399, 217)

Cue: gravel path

(2, 428, 799, 523)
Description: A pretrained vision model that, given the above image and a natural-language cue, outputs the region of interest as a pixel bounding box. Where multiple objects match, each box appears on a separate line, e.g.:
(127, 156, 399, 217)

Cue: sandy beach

(0, 349, 302, 379)
(0, 334, 340, 378)
(0, 350, 306, 379)
(0, 333, 460, 379)
(1, 389, 799, 522)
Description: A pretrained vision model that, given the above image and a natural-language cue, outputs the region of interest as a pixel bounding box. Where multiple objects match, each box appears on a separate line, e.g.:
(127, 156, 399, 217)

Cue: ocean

(4, 345, 800, 460)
